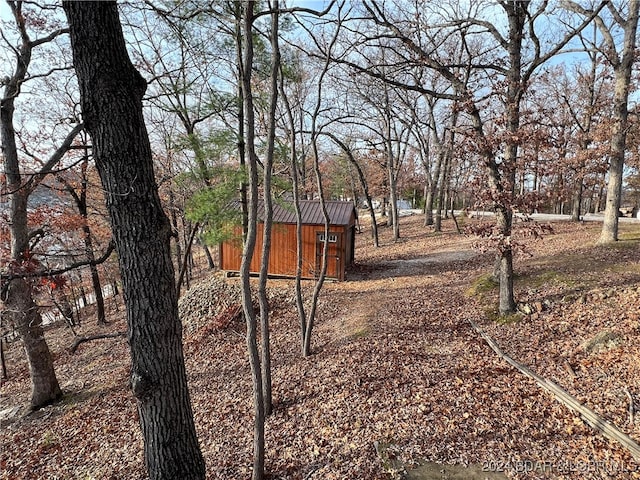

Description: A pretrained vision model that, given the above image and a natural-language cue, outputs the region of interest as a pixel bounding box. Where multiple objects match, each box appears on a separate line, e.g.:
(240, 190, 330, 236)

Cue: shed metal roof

(265, 200, 355, 226)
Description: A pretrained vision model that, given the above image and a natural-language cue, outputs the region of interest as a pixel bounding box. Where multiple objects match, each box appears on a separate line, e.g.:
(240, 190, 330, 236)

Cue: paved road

(400, 209, 640, 223)
(527, 212, 638, 223)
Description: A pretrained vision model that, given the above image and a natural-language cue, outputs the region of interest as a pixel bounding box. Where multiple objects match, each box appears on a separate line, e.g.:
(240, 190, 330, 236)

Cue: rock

(582, 330, 623, 354)
(178, 273, 296, 333)
(0, 405, 23, 424)
(518, 303, 533, 315)
(178, 274, 243, 332)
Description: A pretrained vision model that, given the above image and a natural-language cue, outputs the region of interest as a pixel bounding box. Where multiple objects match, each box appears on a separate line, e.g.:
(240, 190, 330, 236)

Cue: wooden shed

(219, 200, 357, 281)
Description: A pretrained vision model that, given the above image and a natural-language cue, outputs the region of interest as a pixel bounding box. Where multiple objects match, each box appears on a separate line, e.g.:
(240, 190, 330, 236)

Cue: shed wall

(219, 223, 349, 280)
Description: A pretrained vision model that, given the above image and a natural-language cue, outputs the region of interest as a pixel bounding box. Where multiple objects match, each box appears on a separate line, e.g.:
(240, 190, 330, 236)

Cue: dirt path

(377, 250, 477, 277)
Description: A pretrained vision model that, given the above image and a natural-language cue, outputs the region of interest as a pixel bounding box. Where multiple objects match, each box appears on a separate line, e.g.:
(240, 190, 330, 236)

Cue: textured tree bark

(5, 279, 62, 407)
(600, 60, 634, 241)
(63, 3, 205, 479)
(495, 208, 516, 314)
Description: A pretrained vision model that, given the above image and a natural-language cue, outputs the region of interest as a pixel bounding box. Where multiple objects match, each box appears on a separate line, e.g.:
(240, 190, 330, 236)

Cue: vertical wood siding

(220, 223, 350, 280)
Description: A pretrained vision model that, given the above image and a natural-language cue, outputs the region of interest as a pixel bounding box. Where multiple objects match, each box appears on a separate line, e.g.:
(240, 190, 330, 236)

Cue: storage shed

(219, 200, 357, 281)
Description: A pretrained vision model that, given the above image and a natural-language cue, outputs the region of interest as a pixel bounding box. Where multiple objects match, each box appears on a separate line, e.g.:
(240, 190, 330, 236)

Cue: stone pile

(178, 273, 298, 333)
(178, 274, 242, 333)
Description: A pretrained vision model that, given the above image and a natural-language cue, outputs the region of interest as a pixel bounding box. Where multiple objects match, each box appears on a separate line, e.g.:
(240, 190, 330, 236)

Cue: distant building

(219, 200, 357, 281)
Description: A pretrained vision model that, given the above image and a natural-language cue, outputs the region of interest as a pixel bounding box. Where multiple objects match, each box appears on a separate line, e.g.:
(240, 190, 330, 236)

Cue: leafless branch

(23, 123, 85, 192)
(1, 240, 115, 284)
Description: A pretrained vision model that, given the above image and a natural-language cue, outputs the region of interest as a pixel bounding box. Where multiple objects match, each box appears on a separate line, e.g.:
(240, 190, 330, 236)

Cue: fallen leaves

(1, 216, 639, 479)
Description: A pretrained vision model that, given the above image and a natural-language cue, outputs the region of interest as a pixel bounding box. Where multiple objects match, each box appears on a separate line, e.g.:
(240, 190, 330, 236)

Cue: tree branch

(23, 123, 85, 192)
(30, 27, 69, 48)
(539, 1, 607, 66)
(1, 240, 115, 284)
(255, 0, 337, 19)
(69, 331, 126, 354)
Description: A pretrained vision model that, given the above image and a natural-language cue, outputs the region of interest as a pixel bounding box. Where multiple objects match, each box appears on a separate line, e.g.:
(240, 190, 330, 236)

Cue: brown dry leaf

(1, 216, 639, 479)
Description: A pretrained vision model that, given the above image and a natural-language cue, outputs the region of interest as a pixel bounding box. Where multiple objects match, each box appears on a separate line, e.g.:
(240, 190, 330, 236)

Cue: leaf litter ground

(1, 215, 639, 479)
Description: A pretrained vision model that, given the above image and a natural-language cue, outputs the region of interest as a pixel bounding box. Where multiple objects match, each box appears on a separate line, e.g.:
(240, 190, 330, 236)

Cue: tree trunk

(388, 163, 400, 240)
(1, 338, 7, 380)
(301, 4, 337, 358)
(3, 188, 62, 409)
(600, 153, 624, 242)
(6, 279, 62, 407)
(63, 3, 205, 479)
(201, 242, 215, 269)
(571, 180, 583, 221)
(78, 283, 87, 310)
(326, 133, 379, 247)
(83, 228, 106, 324)
(234, 2, 249, 238)
(433, 108, 457, 232)
(496, 209, 516, 314)
(239, 2, 266, 478)
(598, 0, 639, 243)
(434, 151, 448, 233)
(423, 183, 433, 226)
(177, 223, 199, 295)
(257, 2, 280, 419)
(79, 158, 106, 324)
(490, 1, 524, 315)
(1, 9, 62, 408)
(61, 155, 108, 325)
(384, 117, 400, 240)
(168, 187, 184, 276)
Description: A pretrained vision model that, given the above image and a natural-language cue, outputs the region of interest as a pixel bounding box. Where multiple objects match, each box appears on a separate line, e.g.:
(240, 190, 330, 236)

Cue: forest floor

(1, 213, 640, 480)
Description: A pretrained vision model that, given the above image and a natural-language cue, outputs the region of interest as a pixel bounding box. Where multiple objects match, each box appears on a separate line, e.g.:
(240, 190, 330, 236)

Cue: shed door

(315, 231, 342, 280)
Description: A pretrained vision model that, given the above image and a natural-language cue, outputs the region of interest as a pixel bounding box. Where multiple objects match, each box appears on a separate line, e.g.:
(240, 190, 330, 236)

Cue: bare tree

(54, 145, 109, 325)
(566, 0, 640, 242)
(237, 2, 267, 478)
(1, 1, 82, 408)
(355, 0, 605, 313)
(533, 55, 611, 221)
(63, 2, 205, 479)
(323, 132, 380, 246)
(285, 2, 344, 357)
(258, 0, 281, 422)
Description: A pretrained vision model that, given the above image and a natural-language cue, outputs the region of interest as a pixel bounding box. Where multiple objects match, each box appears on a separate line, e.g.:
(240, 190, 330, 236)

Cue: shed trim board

(219, 200, 356, 281)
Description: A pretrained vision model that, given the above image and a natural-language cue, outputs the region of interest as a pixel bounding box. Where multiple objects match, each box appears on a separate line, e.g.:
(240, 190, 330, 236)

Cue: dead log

(468, 318, 640, 462)
(70, 331, 126, 354)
